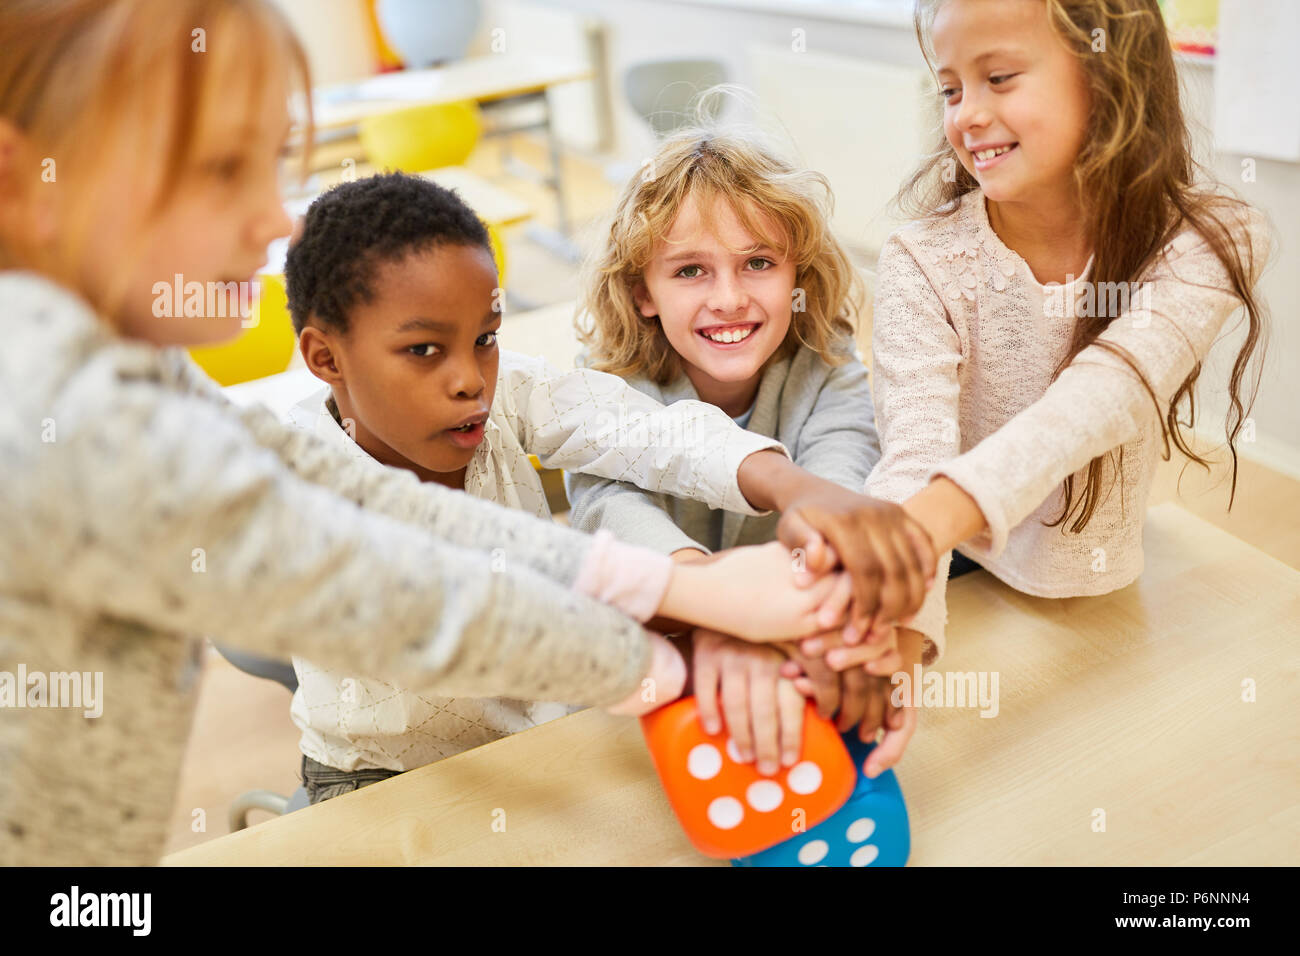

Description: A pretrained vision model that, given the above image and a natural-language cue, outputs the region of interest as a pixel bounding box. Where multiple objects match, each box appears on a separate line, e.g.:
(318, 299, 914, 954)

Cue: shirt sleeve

(501, 351, 788, 516)
(790, 350, 882, 492)
(39, 364, 656, 706)
(163, 350, 604, 590)
(934, 203, 1273, 561)
(565, 469, 710, 556)
(864, 235, 968, 665)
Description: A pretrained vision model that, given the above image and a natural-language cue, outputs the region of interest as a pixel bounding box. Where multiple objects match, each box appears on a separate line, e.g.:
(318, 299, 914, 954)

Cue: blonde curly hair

(579, 124, 861, 385)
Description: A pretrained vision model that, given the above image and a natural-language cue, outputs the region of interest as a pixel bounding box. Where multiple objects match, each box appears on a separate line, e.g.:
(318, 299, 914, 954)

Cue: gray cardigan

(566, 342, 881, 553)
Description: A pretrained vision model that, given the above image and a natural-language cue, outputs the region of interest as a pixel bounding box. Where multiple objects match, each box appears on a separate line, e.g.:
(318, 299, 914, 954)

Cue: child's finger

(858, 677, 887, 742)
(748, 664, 781, 776)
(864, 648, 903, 676)
(835, 666, 870, 732)
(779, 514, 834, 582)
(693, 649, 723, 736)
(825, 638, 898, 672)
(776, 678, 806, 767)
(720, 669, 754, 763)
(865, 705, 918, 778)
(815, 571, 854, 630)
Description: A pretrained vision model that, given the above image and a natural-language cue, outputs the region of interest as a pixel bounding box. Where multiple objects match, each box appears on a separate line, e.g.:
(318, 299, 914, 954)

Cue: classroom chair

(212, 643, 310, 830)
(624, 58, 729, 137)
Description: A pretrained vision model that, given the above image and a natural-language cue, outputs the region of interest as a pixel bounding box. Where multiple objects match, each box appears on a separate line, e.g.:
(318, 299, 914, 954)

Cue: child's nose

(954, 90, 991, 132)
(450, 359, 486, 398)
(707, 273, 748, 314)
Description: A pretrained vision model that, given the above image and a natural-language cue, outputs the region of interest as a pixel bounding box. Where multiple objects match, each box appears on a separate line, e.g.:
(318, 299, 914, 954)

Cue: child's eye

(476, 331, 499, 348)
(747, 257, 774, 271)
(990, 73, 1018, 86)
(203, 155, 246, 180)
(940, 86, 959, 100)
(675, 265, 703, 279)
(407, 343, 440, 358)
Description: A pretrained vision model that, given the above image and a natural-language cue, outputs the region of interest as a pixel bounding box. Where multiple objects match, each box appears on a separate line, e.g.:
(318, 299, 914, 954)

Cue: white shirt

(287, 349, 786, 771)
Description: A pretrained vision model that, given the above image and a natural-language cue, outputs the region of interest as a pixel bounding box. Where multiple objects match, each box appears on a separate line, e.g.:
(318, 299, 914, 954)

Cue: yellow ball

(359, 100, 481, 172)
(188, 273, 296, 387)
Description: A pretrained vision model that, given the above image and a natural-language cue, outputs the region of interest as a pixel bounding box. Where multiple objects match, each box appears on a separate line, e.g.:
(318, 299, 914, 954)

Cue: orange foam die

(640, 696, 855, 858)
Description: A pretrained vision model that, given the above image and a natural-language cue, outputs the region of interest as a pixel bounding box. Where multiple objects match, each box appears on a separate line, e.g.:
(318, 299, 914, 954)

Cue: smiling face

(931, 0, 1091, 208)
(634, 191, 796, 415)
(299, 243, 502, 486)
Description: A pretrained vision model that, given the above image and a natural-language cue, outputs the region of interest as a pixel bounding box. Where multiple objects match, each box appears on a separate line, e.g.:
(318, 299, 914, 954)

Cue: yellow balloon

(188, 274, 296, 387)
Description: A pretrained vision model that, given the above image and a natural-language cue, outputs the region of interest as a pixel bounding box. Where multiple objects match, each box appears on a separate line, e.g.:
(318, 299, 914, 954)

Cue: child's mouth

(443, 420, 486, 449)
(972, 143, 1018, 171)
(697, 322, 760, 348)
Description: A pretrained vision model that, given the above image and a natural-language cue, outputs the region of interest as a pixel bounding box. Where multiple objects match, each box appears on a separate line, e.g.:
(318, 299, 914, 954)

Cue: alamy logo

(49, 886, 151, 936)
(0, 665, 102, 718)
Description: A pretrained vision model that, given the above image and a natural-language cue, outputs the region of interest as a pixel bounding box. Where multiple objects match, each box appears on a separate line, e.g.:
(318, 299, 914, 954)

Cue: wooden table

(163, 504, 1300, 865)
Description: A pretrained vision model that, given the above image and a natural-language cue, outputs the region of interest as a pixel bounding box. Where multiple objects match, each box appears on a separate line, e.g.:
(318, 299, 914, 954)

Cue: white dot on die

(787, 761, 823, 795)
(687, 744, 722, 780)
(846, 817, 876, 843)
(726, 738, 743, 763)
(797, 840, 829, 865)
(707, 796, 744, 830)
(850, 844, 880, 867)
(746, 780, 783, 813)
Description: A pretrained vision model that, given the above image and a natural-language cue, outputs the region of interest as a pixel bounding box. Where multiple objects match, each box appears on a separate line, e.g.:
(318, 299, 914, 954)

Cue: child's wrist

(736, 449, 806, 513)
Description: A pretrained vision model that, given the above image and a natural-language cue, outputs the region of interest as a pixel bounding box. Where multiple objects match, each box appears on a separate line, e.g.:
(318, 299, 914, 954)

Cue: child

(281, 171, 898, 800)
(566, 128, 909, 777)
(0, 0, 916, 864)
(836, 0, 1273, 769)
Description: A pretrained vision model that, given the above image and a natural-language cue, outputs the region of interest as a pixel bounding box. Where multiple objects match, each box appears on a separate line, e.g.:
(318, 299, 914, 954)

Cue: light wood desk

(165, 504, 1300, 865)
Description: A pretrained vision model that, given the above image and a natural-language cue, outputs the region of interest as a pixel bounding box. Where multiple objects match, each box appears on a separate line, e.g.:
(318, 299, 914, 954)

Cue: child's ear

(632, 280, 658, 319)
(298, 324, 346, 387)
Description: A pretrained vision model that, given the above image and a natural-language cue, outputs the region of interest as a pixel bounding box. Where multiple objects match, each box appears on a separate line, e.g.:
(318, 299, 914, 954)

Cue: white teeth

(703, 326, 754, 344)
(975, 145, 1014, 161)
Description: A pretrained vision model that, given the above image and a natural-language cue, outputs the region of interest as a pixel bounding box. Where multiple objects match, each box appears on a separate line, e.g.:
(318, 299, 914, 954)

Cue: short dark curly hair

(285, 171, 493, 334)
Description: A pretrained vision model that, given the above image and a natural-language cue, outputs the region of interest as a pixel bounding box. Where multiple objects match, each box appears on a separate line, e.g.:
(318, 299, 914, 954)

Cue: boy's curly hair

(286, 171, 492, 334)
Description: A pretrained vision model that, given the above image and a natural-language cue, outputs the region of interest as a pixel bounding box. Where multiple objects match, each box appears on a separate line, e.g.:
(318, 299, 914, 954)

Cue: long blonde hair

(0, 0, 311, 321)
(900, 0, 1270, 530)
(581, 124, 861, 385)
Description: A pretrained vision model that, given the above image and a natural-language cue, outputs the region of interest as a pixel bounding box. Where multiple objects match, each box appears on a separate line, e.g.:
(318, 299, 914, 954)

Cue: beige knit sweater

(866, 189, 1270, 665)
(0, 271, 685, 865)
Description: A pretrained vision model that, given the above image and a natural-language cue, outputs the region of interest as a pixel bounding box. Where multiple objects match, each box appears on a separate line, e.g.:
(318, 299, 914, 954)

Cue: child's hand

(851, 626, 926, 778)
(692, 629, 808, 775)
(659, 541, 852, 642)
(606, 631, 687, 716)
(795, 624, 904, 677)
(777, 485, 937, 637)
(775, 636, 842, 720)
